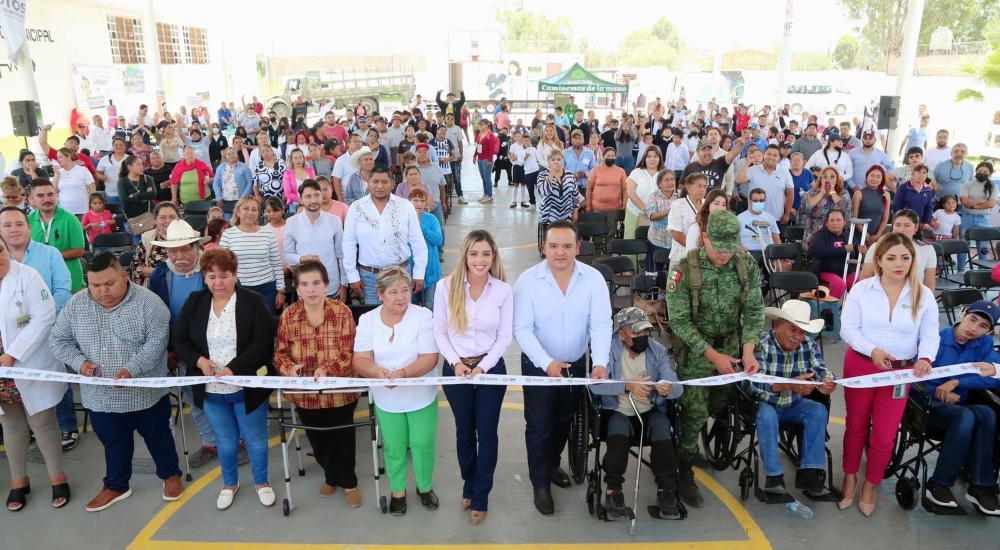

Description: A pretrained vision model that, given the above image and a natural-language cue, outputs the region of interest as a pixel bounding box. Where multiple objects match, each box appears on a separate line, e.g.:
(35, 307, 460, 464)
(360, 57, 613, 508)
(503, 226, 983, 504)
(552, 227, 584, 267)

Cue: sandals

(52, 483, 71, 509)
(417, 489, 439, 510)
(471, 510, 487, 525)
(7, 484, 30, 512)
(389, 493, 407, 516)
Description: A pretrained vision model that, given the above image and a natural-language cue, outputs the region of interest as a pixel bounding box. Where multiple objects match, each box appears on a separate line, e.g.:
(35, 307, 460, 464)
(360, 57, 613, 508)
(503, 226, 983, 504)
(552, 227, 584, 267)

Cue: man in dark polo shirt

(681, 137, 746, 194)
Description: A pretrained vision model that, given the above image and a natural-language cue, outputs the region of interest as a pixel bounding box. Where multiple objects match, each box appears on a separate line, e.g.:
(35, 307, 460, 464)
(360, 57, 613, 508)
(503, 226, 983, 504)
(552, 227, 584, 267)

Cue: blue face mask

(181, 127, 189, 135)
(751, 201, 765, 214)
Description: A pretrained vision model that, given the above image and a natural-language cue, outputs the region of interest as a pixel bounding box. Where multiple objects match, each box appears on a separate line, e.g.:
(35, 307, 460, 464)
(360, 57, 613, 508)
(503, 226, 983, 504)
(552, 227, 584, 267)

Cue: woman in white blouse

(353, 266, 440, 516)
(857, 209, 936, 293)
(535, 124, 563, 172)
(218, 196, 285, 313)
(51, 147, 95, 216)
(625, 145, 664, 239)
(666, 173, 708, 270)
(433, 231, 513, 526)
(172, 247, 278, 511)
(839, 231, 938, 517)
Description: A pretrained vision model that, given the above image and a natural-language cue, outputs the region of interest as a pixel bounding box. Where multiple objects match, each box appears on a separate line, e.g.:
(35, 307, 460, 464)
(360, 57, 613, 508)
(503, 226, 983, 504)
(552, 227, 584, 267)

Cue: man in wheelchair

(750, 300, 836, 497)
(923, 300, 1000, 515)
(590, 307, 683, 520)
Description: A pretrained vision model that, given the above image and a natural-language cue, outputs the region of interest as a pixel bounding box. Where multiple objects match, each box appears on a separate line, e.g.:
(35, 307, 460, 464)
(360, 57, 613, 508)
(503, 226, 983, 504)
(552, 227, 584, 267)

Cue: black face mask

(269, 117, 277, 122)
(976, 173, 990, 183)
(628, 335, 649, 354)
(604, 158, 615, 167)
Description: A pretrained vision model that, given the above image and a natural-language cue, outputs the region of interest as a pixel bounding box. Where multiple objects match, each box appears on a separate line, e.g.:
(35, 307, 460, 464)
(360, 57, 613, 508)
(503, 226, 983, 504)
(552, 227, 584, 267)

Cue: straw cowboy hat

(764, 300, 825, 333)
(150, 220, 210, 248)
(349, 146, 373, 170)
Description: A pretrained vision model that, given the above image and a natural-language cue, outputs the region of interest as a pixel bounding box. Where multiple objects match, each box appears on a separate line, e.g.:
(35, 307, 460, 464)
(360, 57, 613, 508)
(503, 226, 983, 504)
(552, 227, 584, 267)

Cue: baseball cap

(749, 122, 760, 130)
(697, 139, 714, 150)
(706, 210, 741, 254)
(827, 129, 843, 141)
(614, 307, 654, 333)
(862, 129, 876, 138)
(967, 300, 1000, 325)
(357, 116, 368, 122)
(415, 143, 430, 151)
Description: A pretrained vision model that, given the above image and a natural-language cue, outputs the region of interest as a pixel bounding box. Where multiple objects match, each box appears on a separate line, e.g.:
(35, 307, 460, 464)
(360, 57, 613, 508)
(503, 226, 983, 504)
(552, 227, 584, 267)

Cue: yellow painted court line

(129, 403, 770, 550)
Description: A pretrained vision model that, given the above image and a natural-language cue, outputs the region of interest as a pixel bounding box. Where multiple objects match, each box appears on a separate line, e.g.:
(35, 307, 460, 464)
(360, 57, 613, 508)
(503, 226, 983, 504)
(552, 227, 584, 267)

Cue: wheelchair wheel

(895, 477, 919, 510)
(739, 468, 754, 502)
(701, 406, 738, 471)
(586, 482, 598, 517)
(537, 223, 547, 257)
(884, 423, 908, 480)
(282, 498, 290, 517)
(568, 395, 589, 485)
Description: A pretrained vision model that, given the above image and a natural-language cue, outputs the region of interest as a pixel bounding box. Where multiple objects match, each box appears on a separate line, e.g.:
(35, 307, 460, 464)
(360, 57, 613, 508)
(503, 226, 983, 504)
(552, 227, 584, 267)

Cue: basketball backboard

(448, 30, 502, 63)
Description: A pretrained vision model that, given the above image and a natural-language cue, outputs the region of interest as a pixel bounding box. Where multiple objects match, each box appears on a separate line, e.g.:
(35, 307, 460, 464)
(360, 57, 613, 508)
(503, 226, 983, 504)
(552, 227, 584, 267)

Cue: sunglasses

(821, 174, 837, 179)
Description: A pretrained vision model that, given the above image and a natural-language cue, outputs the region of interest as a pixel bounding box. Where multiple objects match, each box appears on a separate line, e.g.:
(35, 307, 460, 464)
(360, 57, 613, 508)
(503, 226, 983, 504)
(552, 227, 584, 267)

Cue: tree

(836, 0, 908, 72)
(957, 19, 1000, 101)
(495, 7, 573, 53)
(833, 35, 859, 69)
(618, 29, 680, 68)
(651, 17, 681, 42)
(919, 0, 1000, 45)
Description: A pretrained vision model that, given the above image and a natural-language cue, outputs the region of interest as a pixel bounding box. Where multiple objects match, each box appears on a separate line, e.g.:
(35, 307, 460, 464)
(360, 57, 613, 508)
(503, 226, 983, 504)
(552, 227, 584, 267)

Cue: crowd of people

(0, 91, 999, 535)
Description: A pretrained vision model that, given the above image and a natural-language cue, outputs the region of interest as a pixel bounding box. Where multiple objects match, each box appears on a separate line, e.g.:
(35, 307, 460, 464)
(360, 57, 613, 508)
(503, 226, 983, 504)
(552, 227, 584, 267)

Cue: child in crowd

(203, 218, 230, 250)
(519, 133, 539, 207)
(81, 192, 115, 244)
(932, 195, 962, 240)
(206, 206, 225, 222)
(408, 187, 442, 310)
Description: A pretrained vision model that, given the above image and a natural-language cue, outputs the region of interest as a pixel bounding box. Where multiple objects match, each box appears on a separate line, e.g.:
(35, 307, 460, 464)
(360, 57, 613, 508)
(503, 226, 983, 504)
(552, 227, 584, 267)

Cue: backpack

(673, 249, 751, 367)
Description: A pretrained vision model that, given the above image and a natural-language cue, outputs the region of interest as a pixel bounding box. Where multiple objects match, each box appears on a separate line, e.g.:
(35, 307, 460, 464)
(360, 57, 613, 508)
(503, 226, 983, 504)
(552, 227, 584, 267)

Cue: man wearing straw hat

(750, 299, 836, 497)
(148, 220, 248, 468)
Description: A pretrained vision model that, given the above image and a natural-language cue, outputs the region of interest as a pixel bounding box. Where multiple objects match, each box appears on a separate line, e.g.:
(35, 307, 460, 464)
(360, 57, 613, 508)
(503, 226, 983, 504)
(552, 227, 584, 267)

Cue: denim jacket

(590, 334, 683, 411)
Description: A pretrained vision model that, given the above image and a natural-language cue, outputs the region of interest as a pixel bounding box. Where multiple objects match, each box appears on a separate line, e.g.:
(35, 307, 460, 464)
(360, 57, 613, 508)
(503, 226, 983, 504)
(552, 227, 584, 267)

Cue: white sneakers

(479, 196, 494, 203)
(457, 196, 468, 204)
(217, 485, 238, 510)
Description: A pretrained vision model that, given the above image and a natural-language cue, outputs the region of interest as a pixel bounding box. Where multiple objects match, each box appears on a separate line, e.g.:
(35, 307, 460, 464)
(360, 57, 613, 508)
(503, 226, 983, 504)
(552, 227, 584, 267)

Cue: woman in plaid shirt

(274, 260, 362, 508)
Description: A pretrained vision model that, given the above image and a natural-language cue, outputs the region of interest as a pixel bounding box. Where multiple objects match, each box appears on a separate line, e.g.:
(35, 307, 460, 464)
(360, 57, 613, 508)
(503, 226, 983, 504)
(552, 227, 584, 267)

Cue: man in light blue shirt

(902, 114, 930, 155)
(513, 220, 612, 516)
(564, 130, 597, 192)
(283, 181, 348, 301)
(932, 143, 975, 201)
(1, 206, 77, 447)
(847, 130, 894, 190)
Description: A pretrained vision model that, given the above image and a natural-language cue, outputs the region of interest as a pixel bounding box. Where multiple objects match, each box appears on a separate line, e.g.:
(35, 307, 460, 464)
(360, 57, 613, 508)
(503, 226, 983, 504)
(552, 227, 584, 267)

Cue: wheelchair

(884, 383, 1000, 515)
(700, 383, 842, 503)
(568, 375, 687, 535)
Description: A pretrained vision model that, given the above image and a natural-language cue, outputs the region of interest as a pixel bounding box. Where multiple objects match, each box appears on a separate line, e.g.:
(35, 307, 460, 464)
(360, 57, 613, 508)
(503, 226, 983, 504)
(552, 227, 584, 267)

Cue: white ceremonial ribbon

(0, 363, 987, 390)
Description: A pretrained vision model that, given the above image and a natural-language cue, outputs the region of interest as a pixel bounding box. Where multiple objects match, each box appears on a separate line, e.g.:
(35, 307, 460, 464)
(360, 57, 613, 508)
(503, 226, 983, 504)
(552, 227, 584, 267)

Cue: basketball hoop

(471, 55, 479, 62)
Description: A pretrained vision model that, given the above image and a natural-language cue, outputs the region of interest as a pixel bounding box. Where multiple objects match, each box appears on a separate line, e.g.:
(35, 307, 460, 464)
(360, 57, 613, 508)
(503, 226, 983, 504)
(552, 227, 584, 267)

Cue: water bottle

(786, 500, 813, 519)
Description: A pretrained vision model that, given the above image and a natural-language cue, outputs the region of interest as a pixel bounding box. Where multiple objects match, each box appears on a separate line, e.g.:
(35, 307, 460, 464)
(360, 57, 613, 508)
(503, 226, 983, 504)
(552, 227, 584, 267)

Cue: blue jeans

(413, 280, 437, 310)
(616, 156, 635, 174)
(960, 212, 992, 271)
(450, 160, 464, 196)
(56, 386, 78, 433)
(928, 401, 997, 487)
(243, 280, 277, 314)
(359, 268, 381, 305)
(178, 363, 217, 447)
(478, 160, 493, 197)
(202, 391, 270, 486)
(89, 396, 181, 492)
(756, 398, 828, 477)
(442, 359, 507, 510)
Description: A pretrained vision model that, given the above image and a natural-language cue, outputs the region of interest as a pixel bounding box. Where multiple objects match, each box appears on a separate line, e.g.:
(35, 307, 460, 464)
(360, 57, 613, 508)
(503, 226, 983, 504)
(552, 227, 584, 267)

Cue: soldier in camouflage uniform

(665, 210, 765, 508)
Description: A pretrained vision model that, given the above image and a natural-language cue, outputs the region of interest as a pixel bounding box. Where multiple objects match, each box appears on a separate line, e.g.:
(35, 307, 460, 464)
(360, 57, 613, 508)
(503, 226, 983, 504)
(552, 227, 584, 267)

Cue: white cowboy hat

(764, 300, 825, 333)
(349, 146, 373, 170)
(150, 220, 210, 248)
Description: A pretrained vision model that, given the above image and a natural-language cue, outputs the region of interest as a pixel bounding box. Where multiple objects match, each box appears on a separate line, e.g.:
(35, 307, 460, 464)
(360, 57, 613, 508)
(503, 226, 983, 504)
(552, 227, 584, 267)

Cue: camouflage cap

(614, 307, 654, 333)
(706, 210, 741, 253)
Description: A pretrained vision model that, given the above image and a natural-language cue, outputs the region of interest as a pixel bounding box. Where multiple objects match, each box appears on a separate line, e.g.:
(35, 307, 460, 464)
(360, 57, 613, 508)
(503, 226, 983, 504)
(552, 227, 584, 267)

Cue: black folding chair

(781, 226, 805, 244)
(185, 215, 208, 232)
(966, 227, 1000, 269)
(92, 232, 134, 261)
(183, 200, 214, 216)
(578, 241, 599, 265)
(938, 288, 984, 325)
(577, 212, 607, 226)
(578, 222, 609, 255)
(962, 270, 1000, 302)
(768, 271, 819, 306)
(593, 256, 636, 297)
(935, 239, 970, 283)
(652, 248, 671, 272)
(635, 225, 650, 241)
(592, 263, 618, 311)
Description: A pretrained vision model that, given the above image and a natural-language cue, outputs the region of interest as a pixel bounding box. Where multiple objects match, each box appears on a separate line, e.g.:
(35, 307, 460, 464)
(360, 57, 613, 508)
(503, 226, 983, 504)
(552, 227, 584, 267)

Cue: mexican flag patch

(667, 270, 681, 292)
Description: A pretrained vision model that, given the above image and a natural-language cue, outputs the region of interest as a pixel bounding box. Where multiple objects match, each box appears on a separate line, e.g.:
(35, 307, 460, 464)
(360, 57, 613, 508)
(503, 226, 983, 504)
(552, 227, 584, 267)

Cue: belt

(852, 350, 915, 369)
(358, 261, 409, 274)
(709, 336, 735, 349)
(460, 353, 488, 367)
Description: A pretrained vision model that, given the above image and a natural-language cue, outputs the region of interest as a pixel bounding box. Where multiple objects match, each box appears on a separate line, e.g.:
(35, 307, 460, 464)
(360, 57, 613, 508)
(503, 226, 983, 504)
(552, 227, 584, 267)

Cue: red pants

(818, 271, 856, 299)
(841, 349, 907, 484)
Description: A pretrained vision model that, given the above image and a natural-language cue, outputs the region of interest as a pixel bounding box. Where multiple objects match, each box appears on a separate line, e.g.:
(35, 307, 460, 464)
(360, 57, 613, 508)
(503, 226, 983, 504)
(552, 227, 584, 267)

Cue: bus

(785, 84, 852, 116)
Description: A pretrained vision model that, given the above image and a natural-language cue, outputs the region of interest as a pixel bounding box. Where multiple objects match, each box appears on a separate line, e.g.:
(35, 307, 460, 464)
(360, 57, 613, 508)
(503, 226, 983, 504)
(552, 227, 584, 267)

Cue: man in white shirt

(411, 94, 427, 114)
(736, 145, 794, 226)
(332, 134, 364, 202)
(737, 188, 781, 264)
(283, 180, 347, 301)
(923, 129, 952, 174)
(90, 115, 114, 156)
(512, 220, 612, 516)
(665, 132, 690, 177)
(444, 114, 466, 203)
(342, 166, 427, 305)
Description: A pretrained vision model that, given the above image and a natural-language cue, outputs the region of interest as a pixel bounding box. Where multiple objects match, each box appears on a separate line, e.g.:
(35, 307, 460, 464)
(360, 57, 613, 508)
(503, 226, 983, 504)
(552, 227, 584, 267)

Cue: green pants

(675, 346, 735, 458)
(375, 399, 438, 493)
(624, 209, 639, 240)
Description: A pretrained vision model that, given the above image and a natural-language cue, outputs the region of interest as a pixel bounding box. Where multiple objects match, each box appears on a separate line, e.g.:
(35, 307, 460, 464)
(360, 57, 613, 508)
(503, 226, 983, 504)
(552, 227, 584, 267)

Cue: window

(183, 26, 210, 65)
(156, 23, 182, 65)
(106, 15, 145, 64)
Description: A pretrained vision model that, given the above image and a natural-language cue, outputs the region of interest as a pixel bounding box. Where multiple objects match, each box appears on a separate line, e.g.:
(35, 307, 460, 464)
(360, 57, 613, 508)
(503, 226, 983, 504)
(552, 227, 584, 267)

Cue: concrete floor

(3, 158, 999, 550)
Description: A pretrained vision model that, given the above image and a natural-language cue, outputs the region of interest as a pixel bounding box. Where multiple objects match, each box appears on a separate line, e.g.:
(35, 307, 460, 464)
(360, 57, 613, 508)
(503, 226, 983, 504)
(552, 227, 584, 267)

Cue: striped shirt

(218, 226, 285, 290)
(749, 329, 833, 410)
(536, 170, 580, 224)
(49, 283, 171, 413)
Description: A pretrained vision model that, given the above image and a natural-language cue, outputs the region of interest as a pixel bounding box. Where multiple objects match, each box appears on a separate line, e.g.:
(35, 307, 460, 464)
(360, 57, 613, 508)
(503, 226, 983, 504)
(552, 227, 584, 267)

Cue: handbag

(125, 176, 155, 236)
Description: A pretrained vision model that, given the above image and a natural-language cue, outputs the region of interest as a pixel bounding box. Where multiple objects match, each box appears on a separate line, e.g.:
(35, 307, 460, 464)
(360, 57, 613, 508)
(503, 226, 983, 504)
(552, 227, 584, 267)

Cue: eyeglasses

(821, 174, 837, 180)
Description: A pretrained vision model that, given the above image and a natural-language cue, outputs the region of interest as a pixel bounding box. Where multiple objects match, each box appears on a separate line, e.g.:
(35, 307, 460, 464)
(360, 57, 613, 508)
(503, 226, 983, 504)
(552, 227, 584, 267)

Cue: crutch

(369, 393, 388, 513)
(170, 372, 192, 481)
(627, 393, 644, 536)
(750, 220, 774, 273)
(277, 389, 296, 517)
(843, 218, 871, 293)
